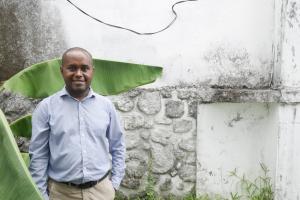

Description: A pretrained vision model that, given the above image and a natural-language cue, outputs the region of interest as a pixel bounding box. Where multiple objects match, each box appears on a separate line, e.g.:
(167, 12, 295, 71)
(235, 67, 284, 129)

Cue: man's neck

(66, 88, 90, 101)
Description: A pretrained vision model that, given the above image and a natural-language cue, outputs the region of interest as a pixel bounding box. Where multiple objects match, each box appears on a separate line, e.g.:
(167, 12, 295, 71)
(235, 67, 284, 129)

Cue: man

(29, 47, 126, 200)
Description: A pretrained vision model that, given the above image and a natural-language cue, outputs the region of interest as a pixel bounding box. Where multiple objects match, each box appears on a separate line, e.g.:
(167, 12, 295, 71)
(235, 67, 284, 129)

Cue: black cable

(66, 0, 198, 35)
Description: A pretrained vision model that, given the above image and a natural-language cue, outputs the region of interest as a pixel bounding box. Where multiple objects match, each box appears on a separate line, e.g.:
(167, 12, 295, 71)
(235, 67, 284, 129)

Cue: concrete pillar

(274, 0, 300, 199)
(275, 104, 300, 199)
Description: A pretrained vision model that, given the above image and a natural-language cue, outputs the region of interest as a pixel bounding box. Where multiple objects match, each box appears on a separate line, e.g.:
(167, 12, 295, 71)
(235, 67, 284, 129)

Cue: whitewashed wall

(2, 0, 300, 199)
(197, 103, 278, 198)
(48, 0, 274, 88)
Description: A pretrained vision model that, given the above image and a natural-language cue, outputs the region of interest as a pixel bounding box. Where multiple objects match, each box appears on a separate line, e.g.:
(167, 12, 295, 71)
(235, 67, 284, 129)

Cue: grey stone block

(165, 100, 184, 118)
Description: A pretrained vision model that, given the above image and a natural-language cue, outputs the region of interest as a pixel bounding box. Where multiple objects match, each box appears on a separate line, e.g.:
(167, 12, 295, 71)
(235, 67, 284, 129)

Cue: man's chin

(67, 85, 89, 94)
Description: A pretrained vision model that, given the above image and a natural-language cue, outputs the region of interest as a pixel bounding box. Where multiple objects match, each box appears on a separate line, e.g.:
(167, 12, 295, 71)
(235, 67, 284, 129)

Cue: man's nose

(74, 69, 83, 76)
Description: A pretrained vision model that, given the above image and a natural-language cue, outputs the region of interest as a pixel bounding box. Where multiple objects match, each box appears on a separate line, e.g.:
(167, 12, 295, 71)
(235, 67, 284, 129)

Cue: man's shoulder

(92, 92, 113, 105)
(35, 90, 63, 109)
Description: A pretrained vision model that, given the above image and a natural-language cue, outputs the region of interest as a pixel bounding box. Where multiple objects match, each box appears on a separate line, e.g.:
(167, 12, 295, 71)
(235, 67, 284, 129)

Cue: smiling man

(29, 47, 126, 200)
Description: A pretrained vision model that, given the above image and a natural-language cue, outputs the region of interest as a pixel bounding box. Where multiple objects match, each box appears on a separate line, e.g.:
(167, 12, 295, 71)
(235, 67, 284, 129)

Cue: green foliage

(114, 163, 274, 200)
(0, 58, 162, 98)
(10, 114, 32, 138)
(144, 153, 158, 200)
(0, 109, 43, 200)
(229, 163, 274, 200)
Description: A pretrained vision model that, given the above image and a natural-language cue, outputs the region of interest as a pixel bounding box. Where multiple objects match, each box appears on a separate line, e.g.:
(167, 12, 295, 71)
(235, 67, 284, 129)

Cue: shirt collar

(59, 86, 95, 99)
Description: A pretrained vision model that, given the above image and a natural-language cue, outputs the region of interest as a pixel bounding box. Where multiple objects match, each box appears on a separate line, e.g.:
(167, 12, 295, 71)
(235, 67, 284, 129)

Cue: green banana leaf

(10, 114, 32, 138)
(0, 109, 43, 200)
(0, 58, 162, 98)
(21, 153, 30, 167)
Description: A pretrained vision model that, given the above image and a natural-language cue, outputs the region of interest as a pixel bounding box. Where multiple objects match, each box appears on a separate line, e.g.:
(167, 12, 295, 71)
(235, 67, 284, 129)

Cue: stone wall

(109, 88, 197, 198)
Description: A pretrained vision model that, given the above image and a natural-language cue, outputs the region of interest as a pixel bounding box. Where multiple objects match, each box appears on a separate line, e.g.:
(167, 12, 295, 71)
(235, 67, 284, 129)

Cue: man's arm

(29, 101, 50, 200)
(106, 101, 126, 190)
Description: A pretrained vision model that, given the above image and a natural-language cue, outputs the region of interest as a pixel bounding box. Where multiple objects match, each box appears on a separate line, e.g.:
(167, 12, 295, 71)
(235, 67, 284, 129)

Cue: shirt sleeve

(106, 101, 126, 190)
(29, 100, 50, 199)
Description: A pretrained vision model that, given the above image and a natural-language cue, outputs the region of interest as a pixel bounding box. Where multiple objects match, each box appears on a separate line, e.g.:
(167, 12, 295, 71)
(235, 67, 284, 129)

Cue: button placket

(78, 102, 88, 179)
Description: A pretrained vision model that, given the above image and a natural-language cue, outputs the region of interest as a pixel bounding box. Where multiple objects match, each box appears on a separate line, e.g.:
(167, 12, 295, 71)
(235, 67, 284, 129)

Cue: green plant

(144, 153, 158, 200)
(0, 58, 162, 98)
(113, 162, 274, 200)
(0, 109, 43, 200)
(229, 163, 274, 200)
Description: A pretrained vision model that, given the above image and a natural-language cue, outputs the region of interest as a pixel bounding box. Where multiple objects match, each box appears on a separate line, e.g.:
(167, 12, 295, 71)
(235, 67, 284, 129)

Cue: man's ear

(60, 66, 63, 73)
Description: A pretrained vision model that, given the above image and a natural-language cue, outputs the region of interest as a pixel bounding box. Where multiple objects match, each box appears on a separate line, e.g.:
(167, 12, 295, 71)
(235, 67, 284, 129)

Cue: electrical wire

(66, 0, 198, 35)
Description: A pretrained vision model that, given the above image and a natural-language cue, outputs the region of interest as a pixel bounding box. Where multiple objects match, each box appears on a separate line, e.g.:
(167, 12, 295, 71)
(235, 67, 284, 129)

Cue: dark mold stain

(291, 46, 295, 57)
(227, 113, 243, 127)
(204, 45, 272, 89)
(293, 107, 297, 121)
(0, 1, 67, 81)
(287, 1, 300, 28)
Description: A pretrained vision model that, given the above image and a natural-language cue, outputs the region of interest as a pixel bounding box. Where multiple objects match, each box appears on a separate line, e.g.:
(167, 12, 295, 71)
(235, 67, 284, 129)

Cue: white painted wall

(197, 103, 278, 197)
(45, 0, 274, 87)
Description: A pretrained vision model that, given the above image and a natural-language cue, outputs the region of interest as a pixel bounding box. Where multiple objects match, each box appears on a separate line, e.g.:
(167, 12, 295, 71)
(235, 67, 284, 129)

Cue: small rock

(185, 152, 196, 165)
(140, 129, 151, 140)
(188, 101, 198, 118)
(124, 113, 145, 130)
(121, 177, 141, 189)
(159, 178, 172, 191)
(165, 100, 184, 118)
(160, 88, 172, 98)
(137, 91, 161, 115)
(169, 169, 178, 177)
(176, 183, 185, 191)
(16, 137, 30, 152)
(151, 143, 175, 174)
(154, 116, 172, 125)
(114, 96, 134, 112)
(177, 89, 191, 99)
(178, 165, 196, 182)
(142, 142, 151, 150)
(144, 119, 154, 129)
(173, 120, 193, 133)
(178, 138, 196, 152)
(125, 131, 140, 150)
(127, 89, 141, 98)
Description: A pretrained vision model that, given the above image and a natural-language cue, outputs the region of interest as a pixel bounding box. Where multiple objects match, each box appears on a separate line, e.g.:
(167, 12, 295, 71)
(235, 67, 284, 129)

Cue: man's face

(61, 50, 94, 97)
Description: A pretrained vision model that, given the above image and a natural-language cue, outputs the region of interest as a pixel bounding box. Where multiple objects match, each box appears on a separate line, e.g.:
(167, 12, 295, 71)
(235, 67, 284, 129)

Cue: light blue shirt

(29, 87, 126, 199)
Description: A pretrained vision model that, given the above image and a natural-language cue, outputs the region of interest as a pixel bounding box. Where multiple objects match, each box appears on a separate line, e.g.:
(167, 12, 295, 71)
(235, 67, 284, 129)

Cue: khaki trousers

(48, 177, 115, 200)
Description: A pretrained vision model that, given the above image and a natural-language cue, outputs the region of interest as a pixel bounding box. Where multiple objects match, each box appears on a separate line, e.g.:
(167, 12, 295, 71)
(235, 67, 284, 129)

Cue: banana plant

(0, 58, 162, 98)
(0, 58, 162, 199)
(0, 109, 43, 199)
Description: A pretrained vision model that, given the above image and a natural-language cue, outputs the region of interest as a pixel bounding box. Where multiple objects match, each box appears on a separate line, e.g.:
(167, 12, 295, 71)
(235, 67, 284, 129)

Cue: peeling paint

(204, 44, 272, 89)
(291, 46, 296, 57)
(287, 1, 299, 28)
(227, 113, 243, 127)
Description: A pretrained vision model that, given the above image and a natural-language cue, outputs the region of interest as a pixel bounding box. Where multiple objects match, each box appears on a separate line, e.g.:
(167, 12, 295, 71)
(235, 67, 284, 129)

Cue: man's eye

(67, 66, 76, 71)
(82, 66, 90, 72)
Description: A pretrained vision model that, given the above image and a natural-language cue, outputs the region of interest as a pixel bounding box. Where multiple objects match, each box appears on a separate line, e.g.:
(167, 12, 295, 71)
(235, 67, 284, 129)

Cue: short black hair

(61, 47, 93, 66)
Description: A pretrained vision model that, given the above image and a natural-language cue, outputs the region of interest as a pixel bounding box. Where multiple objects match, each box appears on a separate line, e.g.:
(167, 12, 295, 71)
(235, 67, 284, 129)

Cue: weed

(229, 163, 274, 200)
(115, 163, 273, 200)
(143, 153, 159, 200)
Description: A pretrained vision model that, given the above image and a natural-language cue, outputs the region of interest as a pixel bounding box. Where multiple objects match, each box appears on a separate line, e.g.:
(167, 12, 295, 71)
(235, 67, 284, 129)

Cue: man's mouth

(72, 80, 85, 83)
